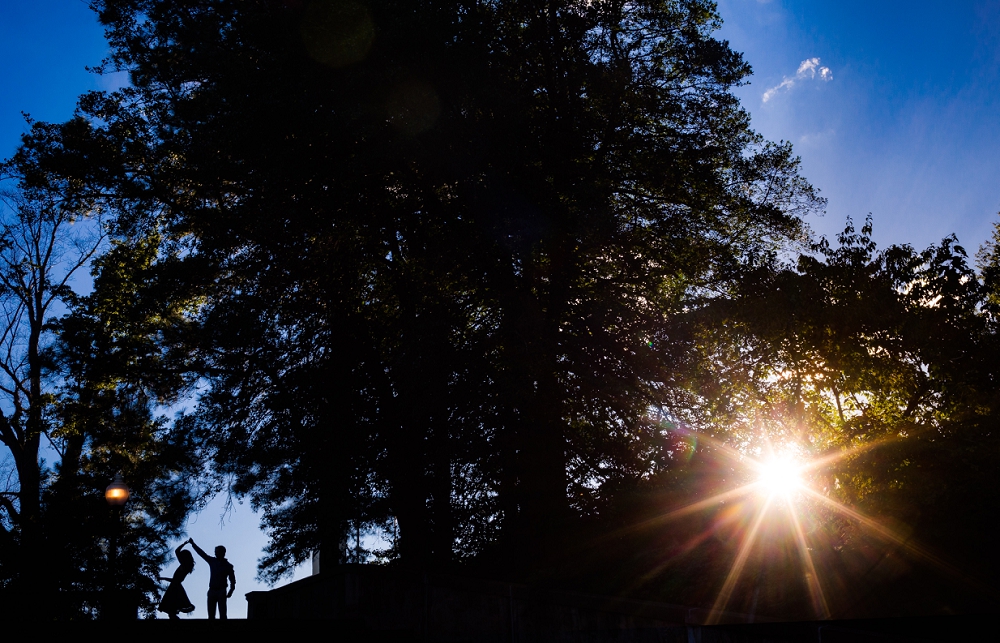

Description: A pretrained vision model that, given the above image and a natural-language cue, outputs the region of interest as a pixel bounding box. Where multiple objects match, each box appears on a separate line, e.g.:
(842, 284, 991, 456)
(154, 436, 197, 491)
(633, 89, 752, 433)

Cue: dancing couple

(158, 538, 237, 619)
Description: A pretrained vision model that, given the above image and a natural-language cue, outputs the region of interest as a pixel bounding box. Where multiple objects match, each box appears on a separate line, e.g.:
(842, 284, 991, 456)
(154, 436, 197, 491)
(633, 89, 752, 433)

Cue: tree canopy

(0, 128, 202, 617)
(64, 0, 821, 575)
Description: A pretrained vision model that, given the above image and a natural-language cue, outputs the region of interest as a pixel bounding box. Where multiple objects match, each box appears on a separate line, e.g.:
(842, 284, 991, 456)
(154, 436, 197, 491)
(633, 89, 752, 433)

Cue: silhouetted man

(188, 538, 236, 619)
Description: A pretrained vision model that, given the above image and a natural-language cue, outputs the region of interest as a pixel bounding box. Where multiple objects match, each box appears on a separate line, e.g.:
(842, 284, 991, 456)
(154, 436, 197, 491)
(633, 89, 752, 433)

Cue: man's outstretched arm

(189, 539, 212, 562)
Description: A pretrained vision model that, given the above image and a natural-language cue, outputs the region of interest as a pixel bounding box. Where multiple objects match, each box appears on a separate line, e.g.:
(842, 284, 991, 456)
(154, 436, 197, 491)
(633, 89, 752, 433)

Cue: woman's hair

(177, 549, 195, 568)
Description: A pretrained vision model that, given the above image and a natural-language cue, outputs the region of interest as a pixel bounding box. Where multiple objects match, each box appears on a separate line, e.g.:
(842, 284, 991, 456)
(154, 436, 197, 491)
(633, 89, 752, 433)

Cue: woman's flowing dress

(158, 566, 196, 616)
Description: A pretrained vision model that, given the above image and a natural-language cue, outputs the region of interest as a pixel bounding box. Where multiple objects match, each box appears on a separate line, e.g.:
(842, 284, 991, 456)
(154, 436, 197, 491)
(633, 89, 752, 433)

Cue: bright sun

(757, 454, 804, 496)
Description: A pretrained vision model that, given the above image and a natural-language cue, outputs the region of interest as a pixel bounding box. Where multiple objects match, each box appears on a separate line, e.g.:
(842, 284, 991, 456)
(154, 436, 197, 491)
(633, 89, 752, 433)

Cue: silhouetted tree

(614, 218, 1000, 616)
(0, 150, 105, 611)
(0, 124, 202, 617)
(50, 0, 823, 580)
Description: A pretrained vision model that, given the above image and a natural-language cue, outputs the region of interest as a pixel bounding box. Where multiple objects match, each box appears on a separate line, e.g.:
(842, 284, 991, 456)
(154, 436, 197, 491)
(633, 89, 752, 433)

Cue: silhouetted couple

(158, 538, 236, 619)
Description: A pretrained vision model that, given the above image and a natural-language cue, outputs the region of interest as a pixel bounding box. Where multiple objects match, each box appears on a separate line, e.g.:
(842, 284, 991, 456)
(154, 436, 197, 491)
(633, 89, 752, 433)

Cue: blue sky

(2, 0, 999, 617)
(718, 0, 1000, 251)
(1, 1, 108, 152)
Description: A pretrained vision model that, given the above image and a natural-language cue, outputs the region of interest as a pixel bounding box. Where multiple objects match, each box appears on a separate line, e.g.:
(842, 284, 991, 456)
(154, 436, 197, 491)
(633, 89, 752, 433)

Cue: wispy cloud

(763, 57, 832, 103)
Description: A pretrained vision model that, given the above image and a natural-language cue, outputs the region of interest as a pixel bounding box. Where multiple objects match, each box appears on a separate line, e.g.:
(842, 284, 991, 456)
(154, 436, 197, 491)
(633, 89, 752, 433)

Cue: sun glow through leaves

(600, 425, 978, 625)
(755, 452, 804, 497)
(691, 436, 972, 623)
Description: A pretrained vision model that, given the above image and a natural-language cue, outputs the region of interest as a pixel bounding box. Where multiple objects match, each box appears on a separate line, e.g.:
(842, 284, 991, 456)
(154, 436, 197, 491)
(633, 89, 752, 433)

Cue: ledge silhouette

(243, 564, 993, 641)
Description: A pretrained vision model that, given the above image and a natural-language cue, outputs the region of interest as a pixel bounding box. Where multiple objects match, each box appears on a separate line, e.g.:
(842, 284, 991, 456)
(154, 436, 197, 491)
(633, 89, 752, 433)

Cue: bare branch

(0, 493, 18, 523)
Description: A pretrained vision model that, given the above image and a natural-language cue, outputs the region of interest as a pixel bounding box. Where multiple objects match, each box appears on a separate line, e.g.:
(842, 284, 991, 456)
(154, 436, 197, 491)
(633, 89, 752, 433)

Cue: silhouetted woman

(158, 543, 196, 619)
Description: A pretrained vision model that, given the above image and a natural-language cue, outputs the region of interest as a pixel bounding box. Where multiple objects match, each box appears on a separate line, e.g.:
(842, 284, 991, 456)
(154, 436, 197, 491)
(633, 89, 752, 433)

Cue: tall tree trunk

(428, 420, 453, 565)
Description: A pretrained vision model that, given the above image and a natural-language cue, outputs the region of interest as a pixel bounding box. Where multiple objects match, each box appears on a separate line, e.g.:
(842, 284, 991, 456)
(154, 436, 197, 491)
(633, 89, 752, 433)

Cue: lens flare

(596, 427, 974, 624)
(756, 453, 803, 497)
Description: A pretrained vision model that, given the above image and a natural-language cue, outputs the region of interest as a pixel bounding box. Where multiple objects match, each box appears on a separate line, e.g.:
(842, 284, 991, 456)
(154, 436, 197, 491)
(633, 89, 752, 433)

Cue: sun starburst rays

(706, 494, 772, 624)
(799, 486, 980, 588)
(633, 432, 974, 624)
(785, 493, 830, 619)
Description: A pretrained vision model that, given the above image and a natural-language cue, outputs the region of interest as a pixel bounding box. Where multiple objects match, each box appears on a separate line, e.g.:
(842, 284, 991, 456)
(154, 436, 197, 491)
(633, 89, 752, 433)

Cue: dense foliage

(67, 0, 821, 576)
(0, 142, 202, 617)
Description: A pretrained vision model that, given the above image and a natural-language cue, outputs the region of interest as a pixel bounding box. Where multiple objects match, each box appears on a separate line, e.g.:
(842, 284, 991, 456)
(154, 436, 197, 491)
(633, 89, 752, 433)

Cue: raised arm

(174, 542, 187, 558)
(189, 539, 212, 562)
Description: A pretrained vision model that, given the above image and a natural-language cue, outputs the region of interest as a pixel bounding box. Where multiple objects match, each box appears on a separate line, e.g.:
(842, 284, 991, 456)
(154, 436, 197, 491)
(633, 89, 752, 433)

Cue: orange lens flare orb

(757, 455, 803, 496)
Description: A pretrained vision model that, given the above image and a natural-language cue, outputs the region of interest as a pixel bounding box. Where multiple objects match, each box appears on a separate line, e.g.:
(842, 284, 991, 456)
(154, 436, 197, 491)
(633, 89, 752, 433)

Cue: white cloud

(762, 77, 795, 103)
(763, 57, 832, 103)
(797, 58, 820, 75)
